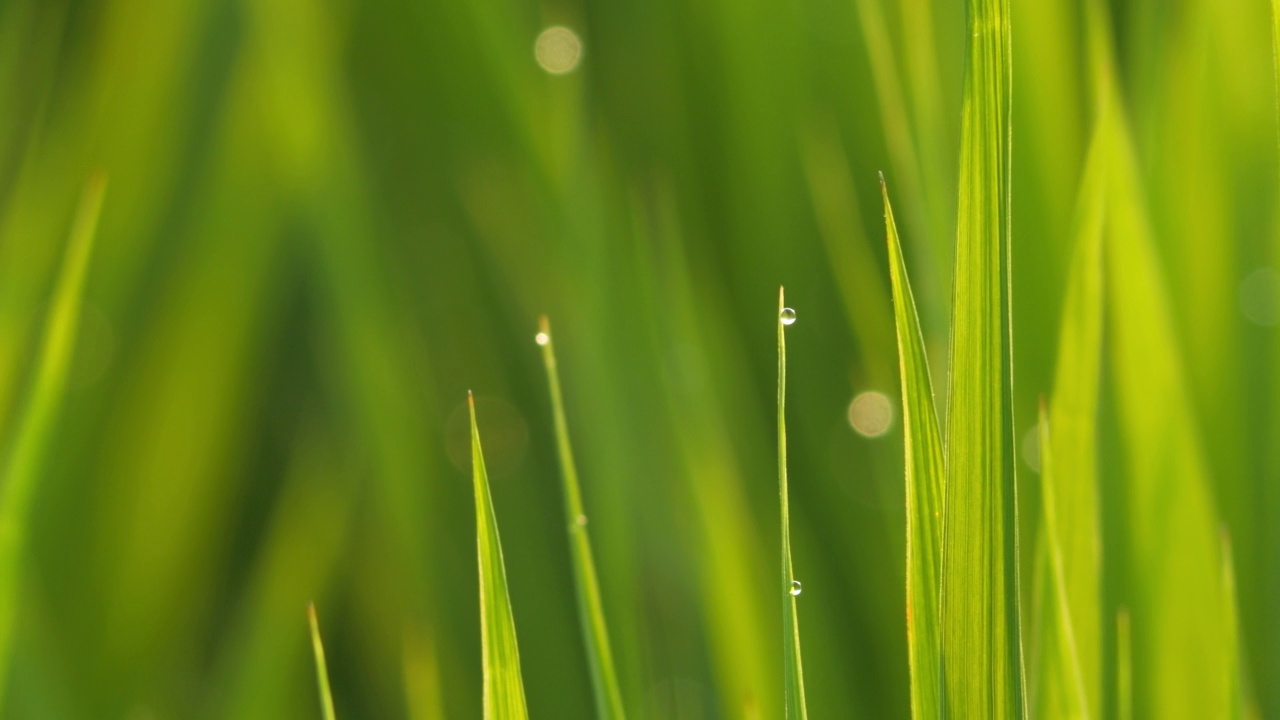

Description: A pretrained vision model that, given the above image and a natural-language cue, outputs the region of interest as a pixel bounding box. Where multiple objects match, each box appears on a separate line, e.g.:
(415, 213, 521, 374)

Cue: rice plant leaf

(308, 603, 338, 720)
(1033, 120, 1106, 720)
(536, 317, 626, 720)
(0, 173, 105, 700)
(940, 0, 1024, 715)
(1033, 403, 1088, 720)
(1116, 609, 1131, 720)
(777, 286, 808, 720)
(1102, 87, 1231, 720)
(470, 392, 529, 720)
(1219, 531, 1244, 719)
(881, 178, 944, 719)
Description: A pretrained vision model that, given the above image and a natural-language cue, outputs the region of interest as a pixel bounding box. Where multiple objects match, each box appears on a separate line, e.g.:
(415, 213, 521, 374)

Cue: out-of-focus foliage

(0, 0, 1276, 717)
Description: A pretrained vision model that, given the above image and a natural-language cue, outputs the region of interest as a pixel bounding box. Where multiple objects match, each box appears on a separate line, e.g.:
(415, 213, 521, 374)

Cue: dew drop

(535, 331, 550, 346)
(789, 580, 802, 596)
(575, 514, 588, 527)
(779, 307, 797, 326)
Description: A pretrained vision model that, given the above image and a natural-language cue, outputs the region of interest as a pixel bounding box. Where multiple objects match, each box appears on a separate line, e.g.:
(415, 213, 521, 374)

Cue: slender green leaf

(308, 603, 338, 720)
(881, 178, 944, 719)
(1220, 531, 1244, 719)
(536, 316, 626, 720)
(471, 392, 529, 720)
(777, 286, 808, 720)
(1033, 403, 1089, 719)
(940, 0, 1024, 715)
(0, 173, 105, 701)
(1033, 120, 1107, 720)
(1102, 86, 1231, 720)
(1116, 609, 1131, 720)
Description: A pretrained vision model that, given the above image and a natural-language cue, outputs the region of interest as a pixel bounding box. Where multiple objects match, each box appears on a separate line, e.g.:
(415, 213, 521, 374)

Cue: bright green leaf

(940, 0, 1025, 715)
(882, 178, 945, 720)
(778, 286, 808, 720)
(536, 316, 627, 720)
(309, 603, 338, 720)
(471, 393, 530, 720)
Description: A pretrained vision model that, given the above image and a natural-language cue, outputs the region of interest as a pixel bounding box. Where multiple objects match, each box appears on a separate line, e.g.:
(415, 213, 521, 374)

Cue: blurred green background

(0, 0, 1276, 717)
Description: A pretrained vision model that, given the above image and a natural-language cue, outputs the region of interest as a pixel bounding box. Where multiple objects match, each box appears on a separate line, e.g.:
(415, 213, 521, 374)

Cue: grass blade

(535, 317, 626, 720)
(470, 392, 529, 720)
(940, 0, 1024, 715)
(1116, 609, 1131, 720)
(308, 603, 338, 720)
(881, 178, 944, 719)
(1219, 531, 1245, 719)
(1033, 403, 1089, 719)
(1033, 120, 1107, 720)
(0, 173, 105, 701)
(777, 286, 808, 720)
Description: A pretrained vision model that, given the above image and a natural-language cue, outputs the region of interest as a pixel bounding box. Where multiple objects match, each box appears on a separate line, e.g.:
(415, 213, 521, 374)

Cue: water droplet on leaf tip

(789, 580, 802, 596)
(780, 307, 797, 325)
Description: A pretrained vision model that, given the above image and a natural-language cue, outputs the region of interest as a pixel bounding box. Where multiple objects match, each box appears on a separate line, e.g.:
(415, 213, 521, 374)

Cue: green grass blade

(535, 316, 627, 720)
(470, 392, 529, 720)
(1033, 403, 1089, 719)
(1103, 92, 1232, 719)
(1219, 531, 1244, 719)
(1116, 609, 1131, 720)
(940, 0, 1024, 715)
(777, 286, 808, 720)
(0, 172, 105, 701)
(1034, 121, 1107, 720)
(308, 603, 338, 720)
(881, 178, 944, 719)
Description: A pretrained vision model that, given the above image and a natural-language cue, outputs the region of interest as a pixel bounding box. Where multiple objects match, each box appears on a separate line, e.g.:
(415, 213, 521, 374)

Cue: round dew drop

(789, 580, 802, 596)
(535, 331, 550, 346)
(779, 307, 797, 325)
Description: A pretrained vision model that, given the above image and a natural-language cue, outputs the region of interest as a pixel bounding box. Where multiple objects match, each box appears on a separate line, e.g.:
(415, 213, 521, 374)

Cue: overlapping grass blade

(536, 317, 626, 720)
(881, 178, 944, 719)
(1033, 403, 1088, 719)
(0, 173, 105, 701)
(1116, 609, 1131, 720)
(1219, 532, 1244, 719)
(940, 0, 1024, 715)
(308, 603, 338, 720)
(1101, 80, 1233, 718)
(470, 392, 529, 719)
(777, 286, 808, 720)
(1032, 120, 1106, 720)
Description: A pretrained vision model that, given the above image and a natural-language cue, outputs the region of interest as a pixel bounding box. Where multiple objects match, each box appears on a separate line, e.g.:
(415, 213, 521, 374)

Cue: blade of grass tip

(1116, 609, 1131, 720)
(470, 392, 529, 720)
(536, 317, 626, 720)
(881, 177, 944, 719)
(308, 603, 338, 720)
(1219, 531, 1244, 719)
(941, 0, 1024, 715)
(0, 172, 105, 699)
(1035, 402, 1089, 719)
(777, 287, 807, 720)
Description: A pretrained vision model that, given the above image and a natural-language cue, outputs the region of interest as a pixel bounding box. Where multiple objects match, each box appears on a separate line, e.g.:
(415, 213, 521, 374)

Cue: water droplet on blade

(575, 514, 588, 527)
(779, 307, 797, 325)
(789, 580, 802, 596)
(535, 331, 550, 346)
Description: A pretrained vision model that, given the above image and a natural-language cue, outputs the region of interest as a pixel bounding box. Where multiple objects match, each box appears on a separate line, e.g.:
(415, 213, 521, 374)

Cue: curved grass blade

(777, 287, 808, 720)
(1033, 121, 1106, 720)
(881, 178, 944, 719)
(308, 603, 338, 720)
(0, 173, 105, 701)
(536, 317, 626, 720)
(940, 0, 1024, 715)
(1033, 403, 1089, 719)
(470, 392, 529, 719)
